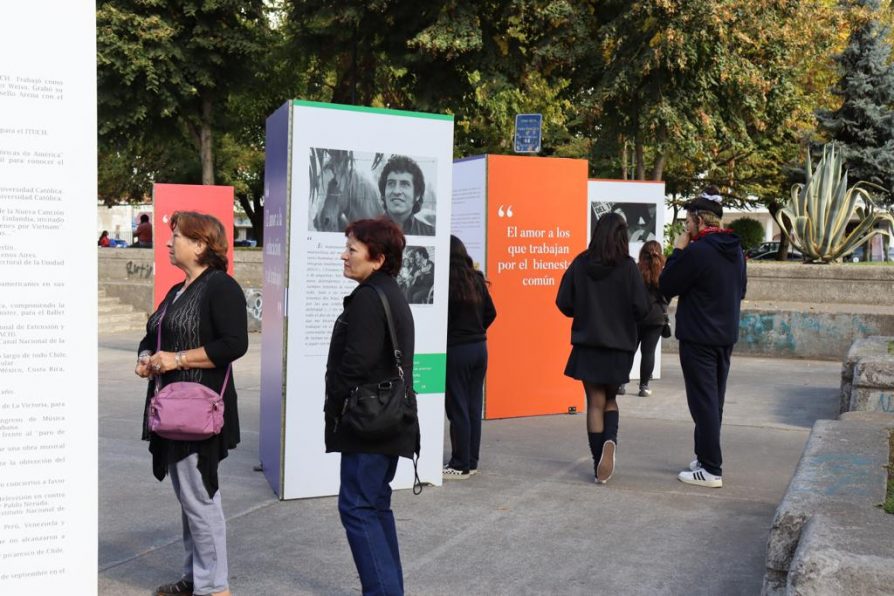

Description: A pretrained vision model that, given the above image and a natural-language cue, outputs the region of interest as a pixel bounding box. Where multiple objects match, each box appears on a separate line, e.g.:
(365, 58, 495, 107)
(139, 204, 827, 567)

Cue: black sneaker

(616, 384, 627, 395)
(638, 384, 651, 397)
(156, 579, 194, 596)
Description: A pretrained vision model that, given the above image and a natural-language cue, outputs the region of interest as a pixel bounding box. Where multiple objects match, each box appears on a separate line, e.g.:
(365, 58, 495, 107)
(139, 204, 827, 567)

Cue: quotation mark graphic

(497, 205, 514, 218)
(162, 214, 170, 224)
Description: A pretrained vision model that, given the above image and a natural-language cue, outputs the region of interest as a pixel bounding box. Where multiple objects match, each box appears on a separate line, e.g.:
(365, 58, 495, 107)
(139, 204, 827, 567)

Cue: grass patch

(886, 431, 894, 514)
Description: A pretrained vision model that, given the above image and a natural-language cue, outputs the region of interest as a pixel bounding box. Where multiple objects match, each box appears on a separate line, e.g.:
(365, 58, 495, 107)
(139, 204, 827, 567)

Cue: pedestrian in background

(659, 186, 746, 489)
(443, 235, 496, 480)
(618, 240, 668, 397)
(556, 213, 648, 484)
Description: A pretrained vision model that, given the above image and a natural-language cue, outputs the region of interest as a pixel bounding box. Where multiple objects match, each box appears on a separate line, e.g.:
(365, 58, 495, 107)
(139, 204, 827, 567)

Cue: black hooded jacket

(556, 253, 649, 352)
(659, 232, 747, 346)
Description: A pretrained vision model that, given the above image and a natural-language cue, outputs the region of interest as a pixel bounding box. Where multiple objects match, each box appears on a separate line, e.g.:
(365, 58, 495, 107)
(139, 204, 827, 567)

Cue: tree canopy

(96, 0, 894, 243)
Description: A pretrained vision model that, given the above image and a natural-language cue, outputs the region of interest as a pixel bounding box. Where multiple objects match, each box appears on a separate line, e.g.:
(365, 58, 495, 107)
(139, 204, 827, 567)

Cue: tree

(577, 1, 844, 187)
(816, 0, 894, 205)
(97, 0, 270, 184)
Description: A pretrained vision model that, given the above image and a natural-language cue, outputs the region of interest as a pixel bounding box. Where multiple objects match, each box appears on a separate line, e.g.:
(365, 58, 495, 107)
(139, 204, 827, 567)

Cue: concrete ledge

(747, 262, 894, 305)
(762, 412, 894, 595)
(841, 337, 894, 414)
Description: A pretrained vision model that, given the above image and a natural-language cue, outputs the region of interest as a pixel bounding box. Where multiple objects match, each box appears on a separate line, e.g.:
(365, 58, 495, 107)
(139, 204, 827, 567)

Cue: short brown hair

(345, 217, 406, 277)
(170, 211, 229, 271)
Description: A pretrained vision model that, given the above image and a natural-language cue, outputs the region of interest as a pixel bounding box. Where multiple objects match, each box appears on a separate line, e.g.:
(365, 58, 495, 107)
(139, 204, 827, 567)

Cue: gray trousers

(169, 453, 229, 595)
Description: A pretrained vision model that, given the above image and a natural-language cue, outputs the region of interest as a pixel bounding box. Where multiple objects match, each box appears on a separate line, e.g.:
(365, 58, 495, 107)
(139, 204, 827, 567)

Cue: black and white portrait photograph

(307, 148, 437, 235)
(590, 200, 657, 243)
(398, 246, 435, 305)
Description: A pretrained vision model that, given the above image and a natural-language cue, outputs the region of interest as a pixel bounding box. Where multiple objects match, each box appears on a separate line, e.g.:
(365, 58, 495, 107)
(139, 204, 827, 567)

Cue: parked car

(746, 241, 781, 258)
(750, 248, 803, 261)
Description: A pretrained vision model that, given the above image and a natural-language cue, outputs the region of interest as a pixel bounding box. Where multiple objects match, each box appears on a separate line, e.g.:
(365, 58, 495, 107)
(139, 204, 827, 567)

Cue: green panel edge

(413, 353, 446, 394)
(291, 99, 454, 122)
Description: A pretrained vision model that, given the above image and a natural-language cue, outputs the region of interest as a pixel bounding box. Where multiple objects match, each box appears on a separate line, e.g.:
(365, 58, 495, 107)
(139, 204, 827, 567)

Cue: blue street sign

(514, 113, 542, 153)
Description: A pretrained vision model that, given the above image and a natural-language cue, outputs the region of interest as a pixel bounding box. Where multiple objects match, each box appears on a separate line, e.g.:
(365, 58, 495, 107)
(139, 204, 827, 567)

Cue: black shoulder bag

(341, 285, 422, 492)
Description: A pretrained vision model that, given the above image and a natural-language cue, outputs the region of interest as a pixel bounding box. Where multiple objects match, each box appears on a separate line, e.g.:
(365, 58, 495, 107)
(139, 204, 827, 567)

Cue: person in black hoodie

(324, 217, 418, 595)
(659, 186, 747, 489)
(443, 235, 497, 479)
(556, 213, 649, 484)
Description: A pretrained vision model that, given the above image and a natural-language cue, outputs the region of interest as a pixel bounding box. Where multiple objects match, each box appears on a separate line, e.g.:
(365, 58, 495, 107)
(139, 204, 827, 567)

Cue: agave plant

(773, 144, 894, 263)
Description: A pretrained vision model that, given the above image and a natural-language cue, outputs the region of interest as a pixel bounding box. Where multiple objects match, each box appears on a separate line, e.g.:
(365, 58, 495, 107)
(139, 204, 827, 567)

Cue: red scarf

(691, 226, 733, 242)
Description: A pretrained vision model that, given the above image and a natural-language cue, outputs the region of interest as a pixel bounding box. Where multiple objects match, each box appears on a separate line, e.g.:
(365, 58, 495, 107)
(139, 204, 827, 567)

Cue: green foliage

(816, 0, 894, 204)
(663, 220, 685, 257)
(727, 218, 766, 251)
(773, 144, 894, 262)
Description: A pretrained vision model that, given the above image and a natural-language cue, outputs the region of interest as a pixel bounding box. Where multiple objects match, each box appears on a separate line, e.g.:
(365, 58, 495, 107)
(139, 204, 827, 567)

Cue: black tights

(583, 381, 618, 433)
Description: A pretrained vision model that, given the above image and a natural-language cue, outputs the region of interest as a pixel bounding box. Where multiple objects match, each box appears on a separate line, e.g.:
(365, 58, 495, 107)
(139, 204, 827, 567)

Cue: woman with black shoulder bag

(324, 217, 419, 596)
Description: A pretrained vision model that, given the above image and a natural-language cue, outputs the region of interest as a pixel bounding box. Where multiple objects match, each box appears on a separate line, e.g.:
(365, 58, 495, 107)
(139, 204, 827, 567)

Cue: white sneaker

(596, 440, 616, 484)
(678, 467, 722, 488)
(689, 459, 700, 471)
(443, 466, 470, 480)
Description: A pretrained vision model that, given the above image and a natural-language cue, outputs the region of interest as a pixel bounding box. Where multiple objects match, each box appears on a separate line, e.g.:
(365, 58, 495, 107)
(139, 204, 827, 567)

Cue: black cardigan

(324, 271, 419, 458)
(138, 268, 248, 498)
(555, 253, 649, 352)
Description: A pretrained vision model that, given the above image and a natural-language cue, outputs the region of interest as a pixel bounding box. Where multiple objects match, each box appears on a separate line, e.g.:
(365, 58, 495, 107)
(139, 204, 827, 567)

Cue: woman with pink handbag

(134, 211, 248, 596)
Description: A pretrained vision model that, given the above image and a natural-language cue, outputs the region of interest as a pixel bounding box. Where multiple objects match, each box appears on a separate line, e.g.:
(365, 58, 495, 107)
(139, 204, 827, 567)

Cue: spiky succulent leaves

(773, 143, 894, 262)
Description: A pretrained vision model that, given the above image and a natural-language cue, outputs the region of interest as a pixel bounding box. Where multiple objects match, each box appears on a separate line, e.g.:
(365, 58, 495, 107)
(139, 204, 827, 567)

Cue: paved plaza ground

(98, 332, 840, 595)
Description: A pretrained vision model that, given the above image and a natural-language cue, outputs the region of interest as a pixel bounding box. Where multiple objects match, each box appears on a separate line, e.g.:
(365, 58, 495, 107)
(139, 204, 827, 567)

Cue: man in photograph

(378, 155, 435, 236)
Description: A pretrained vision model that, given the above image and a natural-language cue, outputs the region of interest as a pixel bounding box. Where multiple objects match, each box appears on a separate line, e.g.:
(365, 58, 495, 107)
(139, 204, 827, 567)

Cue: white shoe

(678, 467, 722, 488)
(596, 440, 616, 484)
(443, 466, 470, 480)
(689, 459, 700, 471)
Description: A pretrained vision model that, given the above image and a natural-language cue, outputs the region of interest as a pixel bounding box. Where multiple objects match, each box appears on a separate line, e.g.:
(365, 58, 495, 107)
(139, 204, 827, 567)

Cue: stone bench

(840, 336, 894, 414)
(762, 412, 894, 595)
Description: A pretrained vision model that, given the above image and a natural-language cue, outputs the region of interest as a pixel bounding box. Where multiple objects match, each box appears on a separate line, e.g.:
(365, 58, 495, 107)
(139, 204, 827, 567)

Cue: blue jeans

(338, 453, 403, 596)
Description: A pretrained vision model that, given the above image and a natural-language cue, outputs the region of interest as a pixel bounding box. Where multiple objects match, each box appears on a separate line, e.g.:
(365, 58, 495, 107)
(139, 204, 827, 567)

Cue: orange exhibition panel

(484, 155, 588, 419)
(152, 184, 235, 309)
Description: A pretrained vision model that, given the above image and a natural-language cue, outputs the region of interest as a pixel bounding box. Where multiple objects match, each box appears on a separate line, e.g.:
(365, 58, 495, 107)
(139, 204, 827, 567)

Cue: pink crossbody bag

(148, 305, 229, 441)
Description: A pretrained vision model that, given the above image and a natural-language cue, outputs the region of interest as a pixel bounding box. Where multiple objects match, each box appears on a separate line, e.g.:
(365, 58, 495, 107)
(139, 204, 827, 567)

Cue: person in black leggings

(631, 240, 668, 396)
(443, 235, 496, 479)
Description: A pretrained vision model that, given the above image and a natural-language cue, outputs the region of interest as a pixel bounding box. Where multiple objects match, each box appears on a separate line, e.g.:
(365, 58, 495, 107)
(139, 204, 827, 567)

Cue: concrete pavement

(97, 332, 841, 595)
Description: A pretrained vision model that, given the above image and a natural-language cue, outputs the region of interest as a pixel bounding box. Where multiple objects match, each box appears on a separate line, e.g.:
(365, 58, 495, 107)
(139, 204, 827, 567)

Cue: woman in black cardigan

(135, 211, 247, 596)
(556, 212, 648, 484)
(325, 217, 417, 596)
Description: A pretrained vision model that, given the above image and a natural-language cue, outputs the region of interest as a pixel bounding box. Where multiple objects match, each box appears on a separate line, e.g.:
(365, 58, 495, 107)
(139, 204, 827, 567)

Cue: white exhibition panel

(0, 1, 97, 591)
(283, 103, 453, 499)
(450, 156, 488, 272)
(587, 180, 666, 381)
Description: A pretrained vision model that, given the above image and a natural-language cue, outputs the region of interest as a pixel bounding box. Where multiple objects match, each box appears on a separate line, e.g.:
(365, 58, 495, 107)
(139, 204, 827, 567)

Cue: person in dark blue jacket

(659, 186, 747, 488)
(556, 213, 649, 484)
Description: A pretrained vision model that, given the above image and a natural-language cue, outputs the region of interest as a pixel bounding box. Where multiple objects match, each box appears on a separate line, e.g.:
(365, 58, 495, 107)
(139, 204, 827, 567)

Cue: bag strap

(368, 284, 423, 494)
(369, 284, 403, 380)
(153, 300, 231, 397)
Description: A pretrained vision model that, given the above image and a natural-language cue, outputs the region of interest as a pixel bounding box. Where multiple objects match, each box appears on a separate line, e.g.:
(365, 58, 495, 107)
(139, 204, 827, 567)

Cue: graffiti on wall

(245, 288, 262, 332)
(126, 260, 153, 279)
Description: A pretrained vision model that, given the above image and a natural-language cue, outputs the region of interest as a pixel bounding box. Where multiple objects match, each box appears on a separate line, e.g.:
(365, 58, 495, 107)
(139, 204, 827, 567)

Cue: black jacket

(447, 272, 497, 347)
(556, 253, 649, 352)
(640, 284, 669, 328)
(659, 232, 747, 346)
(324, 271, 418, 458)
(139, 268, 248, 498)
